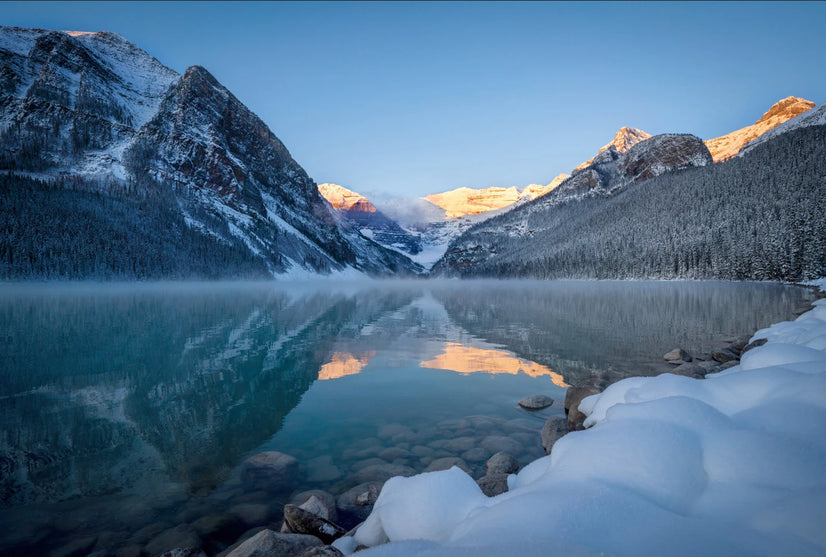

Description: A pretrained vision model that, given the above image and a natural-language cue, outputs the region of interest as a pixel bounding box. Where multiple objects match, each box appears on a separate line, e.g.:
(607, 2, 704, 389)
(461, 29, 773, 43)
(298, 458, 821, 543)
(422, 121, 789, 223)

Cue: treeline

(0, 173, 271, 279)
(438, 124, 826, 281)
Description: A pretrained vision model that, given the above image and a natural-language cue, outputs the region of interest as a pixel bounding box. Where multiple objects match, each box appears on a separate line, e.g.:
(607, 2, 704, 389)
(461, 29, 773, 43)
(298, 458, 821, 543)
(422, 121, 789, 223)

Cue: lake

(0, 279, 814, 555)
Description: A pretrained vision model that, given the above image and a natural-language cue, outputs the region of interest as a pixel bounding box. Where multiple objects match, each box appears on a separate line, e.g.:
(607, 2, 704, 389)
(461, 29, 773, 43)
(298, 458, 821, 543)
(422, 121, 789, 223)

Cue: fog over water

(0, 279, 813, 554)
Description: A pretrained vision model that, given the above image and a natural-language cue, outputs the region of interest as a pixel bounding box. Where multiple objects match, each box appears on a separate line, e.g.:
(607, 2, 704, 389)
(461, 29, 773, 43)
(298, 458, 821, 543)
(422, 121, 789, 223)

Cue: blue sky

(2, 1, 825, 199)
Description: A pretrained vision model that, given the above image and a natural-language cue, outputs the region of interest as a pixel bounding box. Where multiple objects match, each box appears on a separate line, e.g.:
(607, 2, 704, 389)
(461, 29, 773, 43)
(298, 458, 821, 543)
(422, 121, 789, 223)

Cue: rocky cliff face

(0, 27, 419, 278)
(572, 126, 652, 173)
(318, 183, 422, 255)
(432, 133, 713, 275)
(704, 96, 815, 162)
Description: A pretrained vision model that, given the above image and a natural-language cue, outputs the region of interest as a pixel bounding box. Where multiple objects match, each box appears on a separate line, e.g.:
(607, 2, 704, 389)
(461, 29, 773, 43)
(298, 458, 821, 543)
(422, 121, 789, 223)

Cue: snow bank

(334, 288, 826, 557)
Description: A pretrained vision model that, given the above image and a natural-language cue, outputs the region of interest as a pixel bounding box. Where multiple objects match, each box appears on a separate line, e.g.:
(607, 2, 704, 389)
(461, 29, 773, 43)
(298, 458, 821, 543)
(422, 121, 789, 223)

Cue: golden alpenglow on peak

(573, 127, 653, 172)
(704, 96, 815, 162)
(420, 342, 569, 387)
(318, 183, 377, 212)
(423, 175, 570, 220)
(317, 351, 376, 380)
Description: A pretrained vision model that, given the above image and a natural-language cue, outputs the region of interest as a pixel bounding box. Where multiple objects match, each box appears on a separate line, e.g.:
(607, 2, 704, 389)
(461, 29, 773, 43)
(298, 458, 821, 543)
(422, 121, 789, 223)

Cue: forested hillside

(432, 124, 826, 281)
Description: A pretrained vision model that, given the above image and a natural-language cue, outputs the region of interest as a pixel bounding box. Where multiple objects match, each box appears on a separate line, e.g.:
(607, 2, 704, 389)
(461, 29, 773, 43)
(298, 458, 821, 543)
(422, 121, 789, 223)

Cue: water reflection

(0, 280, 813, 555)
(421, 342, 569, 387)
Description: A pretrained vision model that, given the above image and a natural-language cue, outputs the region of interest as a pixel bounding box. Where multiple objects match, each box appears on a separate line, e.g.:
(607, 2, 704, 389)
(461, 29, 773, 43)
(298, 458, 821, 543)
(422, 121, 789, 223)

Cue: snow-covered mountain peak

(573, 126, 652, 172)
(318, 183, 377, 213)
(704, 96, 815, 162)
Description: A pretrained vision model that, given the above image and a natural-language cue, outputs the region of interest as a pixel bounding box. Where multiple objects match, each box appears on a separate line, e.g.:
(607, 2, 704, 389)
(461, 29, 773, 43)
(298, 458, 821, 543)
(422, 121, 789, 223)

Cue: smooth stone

(159, 549, 207, 557)
(410, 445, 436, 458)
(480, 435, 522, 455)
(229, 503, 273, 527)
(226, 530, 323, 557)
(664, 348, 692, 362)
(191, 514, 246, 545)
(424, 456, 472, 475)
(336, 482, 384, 523)
(540, 417, 568, 455)
(283, 505, 347, 544)
(712, 347, 739, 363)
(145, 525, 202, 557)
(378, 447, 411, 461)
(306, 455, 342, 483)
(476, 473, 510, 497)
(350, 463, 415, 484)
(564, 386, 600, 431)
(486, 452, 519, 475)
(377, 424, 414, 441)
(461, 447, 491, 463)
(349, 457, 389, 472)
(430, 436, 477, 453)
(742, 338, 768, 354)
(518, 395, 554, 410)
(670, 362, 707, 379)
(290, 490, 338, 523)
(239, 452, 299, 491)
(302, 546, 345, 557)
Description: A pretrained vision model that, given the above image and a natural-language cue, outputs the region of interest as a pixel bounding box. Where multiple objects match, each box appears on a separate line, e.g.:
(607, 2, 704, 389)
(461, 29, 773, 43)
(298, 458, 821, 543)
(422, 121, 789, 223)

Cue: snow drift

(334, 289, 826, 556)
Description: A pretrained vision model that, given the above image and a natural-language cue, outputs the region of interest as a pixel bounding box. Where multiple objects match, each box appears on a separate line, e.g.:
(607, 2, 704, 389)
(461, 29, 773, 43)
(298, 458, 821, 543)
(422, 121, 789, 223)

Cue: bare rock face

(564, 386, 601, 431)
(619, 134, 712, 184)
(282, 505, 346, 545)
(573, 127, 652, 172)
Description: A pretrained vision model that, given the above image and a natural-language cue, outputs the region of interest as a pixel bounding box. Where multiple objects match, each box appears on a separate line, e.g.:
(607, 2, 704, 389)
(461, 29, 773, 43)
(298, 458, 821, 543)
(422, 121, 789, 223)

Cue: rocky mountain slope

(0, 27, 420, 279)
(318, 183, 422, 255)
(572, 126, 652, 173)
(704, 96, 815, 162)
(431, 115, 826, 280)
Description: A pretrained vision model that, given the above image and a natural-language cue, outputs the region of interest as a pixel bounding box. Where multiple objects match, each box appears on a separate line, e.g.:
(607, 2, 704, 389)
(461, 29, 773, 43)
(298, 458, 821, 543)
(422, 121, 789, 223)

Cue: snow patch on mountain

(739, 102, 826, 157)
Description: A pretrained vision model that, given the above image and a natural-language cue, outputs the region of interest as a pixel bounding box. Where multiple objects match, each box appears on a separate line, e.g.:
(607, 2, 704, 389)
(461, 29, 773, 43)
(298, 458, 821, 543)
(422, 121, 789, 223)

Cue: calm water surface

(0, 279, 813, 555)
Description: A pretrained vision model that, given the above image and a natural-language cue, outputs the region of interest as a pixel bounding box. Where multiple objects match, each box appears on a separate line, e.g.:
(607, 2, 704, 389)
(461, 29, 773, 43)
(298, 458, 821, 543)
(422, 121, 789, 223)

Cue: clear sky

(2, 1, 825, 199)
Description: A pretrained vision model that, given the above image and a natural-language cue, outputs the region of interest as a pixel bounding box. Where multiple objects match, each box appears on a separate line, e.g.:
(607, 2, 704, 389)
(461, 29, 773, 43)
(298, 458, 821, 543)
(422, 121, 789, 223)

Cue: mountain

(572, 127, 652, 173)
(423, 174, 569, 219)
(704, 96, 815, 162)
(431, 119, 826, 281)
(318, 183, 422, 255)
(0, 27, 420, 279)
(738, 101, 825, 156)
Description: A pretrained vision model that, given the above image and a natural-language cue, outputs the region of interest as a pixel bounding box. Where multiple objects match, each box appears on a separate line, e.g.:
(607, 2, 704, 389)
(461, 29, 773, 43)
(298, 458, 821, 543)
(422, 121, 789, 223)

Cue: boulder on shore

(540, 417, 569, 454)
(226, 529, 322, 557)
(564, 386, 600, 431)
(664, 348, 692, 362)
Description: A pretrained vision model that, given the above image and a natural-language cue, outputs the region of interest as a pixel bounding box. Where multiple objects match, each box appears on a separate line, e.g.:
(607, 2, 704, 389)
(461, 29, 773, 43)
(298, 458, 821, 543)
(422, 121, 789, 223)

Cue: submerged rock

(518, 395, 554, 410)
(350, 463, 415, 484)
(283, 505, 347, 544)
(239, 452, 299, 491)
(424, 457, 472, 475)
(145, 525, 201, 556)
(664, 348, 692, 362)
(540, 417, 568, 455)
(486, 452, 519, 475)
(226, 529, 322, 557)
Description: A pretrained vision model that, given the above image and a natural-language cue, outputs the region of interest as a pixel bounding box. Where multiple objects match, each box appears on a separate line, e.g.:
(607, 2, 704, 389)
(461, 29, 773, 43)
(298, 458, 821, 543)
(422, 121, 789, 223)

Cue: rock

(485, 452, 519, 475)
(517, 394, 554, 410)
(712, 348, 739, 363)
(290, 490, 338, 523)
(336, 482, 384, 524)
(283, 505, 347, 544)
(742, 338, 768, 354)
(663, 348, 692, 362)
(226, 530, 323, 557)
(378, 447, 411, 462)
(191, 514, 246, 547)
(729, 335, 752, 352)
(619, 134, 713, 184)
(430, 436, 477, 453)
(350, 463, 415, 484)
(476, 473, 510, 497)
(424, 457, 472, 475)
(564, 386, 600, 431)
(145, 525, 202, 557)
(302, 547, 345, 557)
(670, 362, 706, 379)
(229, 503, 273, 528)
(305, 455, 342, 483)
(355, 484, 379, 506)
(480, 435, 522, 455)
(540, 417, 568, 455)
(159, 549, 207, 557)
(377, 424, 414, 442)
(719, 360, 739, 370)
(239, 452, 299, 491)
(461, 447, 491, 463)
(215, 527, 269, 557)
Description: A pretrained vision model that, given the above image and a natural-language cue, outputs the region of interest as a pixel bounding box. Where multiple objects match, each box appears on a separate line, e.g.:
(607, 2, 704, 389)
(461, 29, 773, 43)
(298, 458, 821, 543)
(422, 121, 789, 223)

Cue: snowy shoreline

(320, 281, 826, 556)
